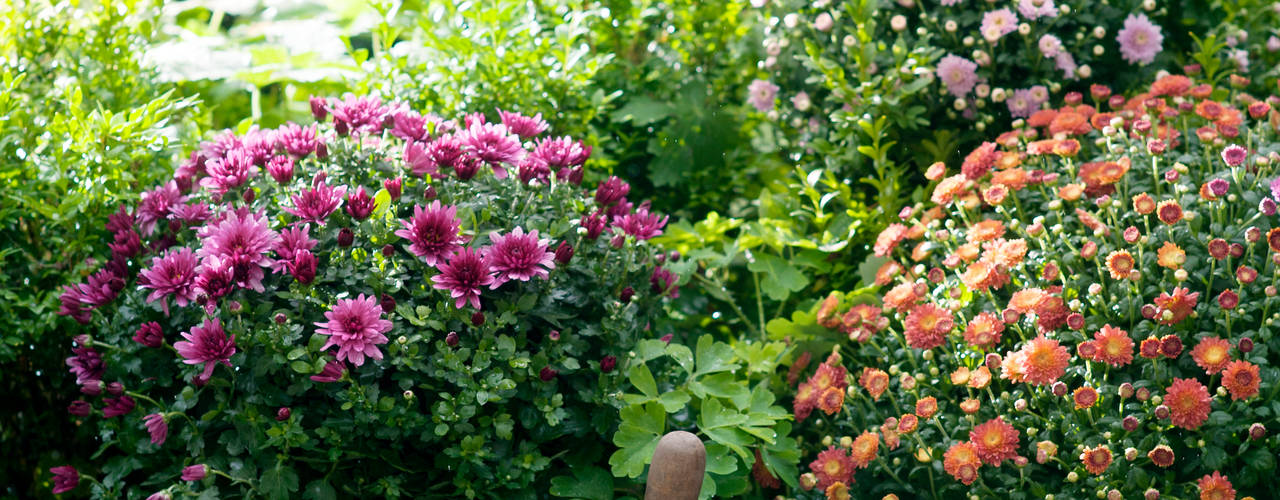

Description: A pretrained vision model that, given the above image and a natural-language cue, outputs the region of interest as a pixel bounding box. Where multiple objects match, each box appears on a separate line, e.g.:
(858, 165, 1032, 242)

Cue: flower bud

(1136, 387, 1151, 401)
(337, 228, 354, 247)
(539, 366, 558, 381)
(620, 286, 635, 303)
(1052, 381, 1068, 397)
(379, 294, 396, 314)
(1145, 489, 1160, 500)
(276, 407, 291, 421)
(384, 177, 402, 200)
(1122, 415, 1139, 431)
(554, 241, 574, 265)
(600, 355, 617, 373)
(471, 311, 485, 326)
(1154, 405, 1170, 419)
(1249, 423, 1266, 440)
(446, 331, 459, 347)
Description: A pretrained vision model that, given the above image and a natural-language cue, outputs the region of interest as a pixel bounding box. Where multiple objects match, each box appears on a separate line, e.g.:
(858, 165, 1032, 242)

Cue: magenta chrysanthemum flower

(1117, 14, 1163, 65)
(199, 148, 258, 196)
(169, 201, 212, 224)
(137, 181, 186, 235)
(139, 247, 200, 315)
(273, 224, 318, 272)
(980, 8, 1018, 41)
(197, 211, 280, 292)
(747, 79, 780, 112)
(937, 55, 979, 98)
(390, 110, 437, 142)
(614, 207, 669, 240)
(181, 464, 208, 481)
(174, 318, 237, 382)
(103, 395, 135, 418)
(462, 121, 524, 178)
(486, 227, 555, 287)
(595, 176, 631, 206)
(1017, 0, 1056, 19)
(420, 134, 467, 174)
(310, 359, 346, 382)
(516, 156, 551, 184)
(285, 178, 346, 225)
(329, 94, 389, 135)
(65, 346, 104, 386)
(275, 122, 322, 157)
(1222, 145, 1248, 166)
(193, 256, 236, 306)
(396, 201, 464, 266)
(143, 413, 168, 445)
(266, 155, 295, 185)
(403, 141, 438, 178)
(499, 109, 549, 138)
(346, 186, 376, 220)
(50, 466, 79, 494)
(432, 247, 494, 309)
(530, 136, 590, 167)
(314, 294, 393, 366)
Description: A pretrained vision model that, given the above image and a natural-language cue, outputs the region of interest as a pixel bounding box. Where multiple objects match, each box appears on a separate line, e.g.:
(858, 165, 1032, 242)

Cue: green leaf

(302, 480, 336, 500)
(260, 465, 300, 500)
(549, 466, 613, 500)
(657, 390, 691, 413)
(703, 443, 739, 475)
(694, 335, 738, 376)
(610, 403, 666, 478)
(746, 253, 809, 301)
(628, 363, 657, 399)
(692, 373, 751, 410)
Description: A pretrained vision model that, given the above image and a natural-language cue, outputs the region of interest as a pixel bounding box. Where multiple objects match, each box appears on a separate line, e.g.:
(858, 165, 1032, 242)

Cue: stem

(752, 271, 766, 341)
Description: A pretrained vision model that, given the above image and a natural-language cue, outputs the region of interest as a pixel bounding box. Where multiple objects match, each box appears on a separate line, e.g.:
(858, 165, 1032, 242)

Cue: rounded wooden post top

(644, 431, 706, 500)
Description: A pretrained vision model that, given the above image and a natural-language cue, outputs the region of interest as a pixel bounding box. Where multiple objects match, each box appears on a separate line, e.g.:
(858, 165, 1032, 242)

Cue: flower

(329, 94, 388, 135)
(937, 55, 979, 98)
(848, 431, 879, 468)
(432, 247, 494, 309)
(963, 312, 1004, 348)
(903, 303, 953, 349)
(1221, 360, 1260, 400)
(396, 201, 464, 267)
(1197, 471, 1235, 500)
(1018, 0, 1057, 19)
(859, 368, 890, 400)
(1105, 250, 1135, 279)
(1007, 88, 1038, 119)
(1147, 444, 1175, 467)
(345, 186, 376, 220)
(103, 395, 136, 418)
(137, 181, 186, 235)
(285, 178, 346, 225)
(498, 109, 548, 139)
(138, 247, 200, 315)
(962, 142, 999, 180)
(1021, 336, 1070, 385)
(197, 211, 280, 293)
(310, 359, 346, 383)
(916, 396, 938, 419)
(486, 227, 555, 287)
(174, 318, 237, 382)
(979, 8, 1018, 41)
(200, 149, 258, 195)
(1081, 445, 1112, 474)
(1156, 241, 1186, 269)
(1191, 336, 1232, 374)
(315, 294, 393, 366)
(50, 465, 79, 494)
(613, 207, 668, 240)
(1165, 378, 1211, 430)
(970, 417, 1019, 465)
(1153, 287, 1198, 325)
(65, 346, 104, 387)
(943, 442, 981, 485)
(143, 413, 168, 445)
(1116, 14, 1163, 64)
(1091, 325, 1134, 366)
(747, 79, 780, 112)
(809, 446, 855, 490)
(1221, 144, 1247, 166)
(182, 464, 208, 481)
(1073, 386, 1099, 410)
(462, 121, 524, 177)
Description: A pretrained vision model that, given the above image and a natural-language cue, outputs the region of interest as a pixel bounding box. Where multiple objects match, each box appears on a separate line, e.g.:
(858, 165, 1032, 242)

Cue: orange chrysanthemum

(1026, 139, 1060, 155)
(1028, 109, 1059, 127)
(968, 366, 992, 389)
(817, 386, 845, 415)
(860, 368, 890, 400)
(1150, 74, 1192, 97)
(1058, 183, 1085, 201)
(897, 414, 919, 433)
(1157, 199, 1183, 225)
(1165, 378, 1211, 430)
(849, 431, 879, 468)
(874, 260, 904, 286)
(1221, 360, 1260, 400)
(1133, 193, 1157, 214)
(961, 142, 1000, 179)
(1268, 228, 1280, 253)
(1078, 161, 1128, 196)
(1147, 444, 1175, 467)
(950, 366, 971, 385)
(1198, 471, 1236, 500)
(1090, 111, 1118, 129)
(963, 312, 1004, 349)
(825, 482, 851, 500)
(915, 396, 938, 419)
(874, 223, 910, 257)
(961, 260, 1009, 292)
(1157, 241, 1186, 269)
(817, 294, 841, 329)
(809, 446, 856, 490)
(931, 174, 970, 205)
(1196, 100, 1225, 120)
(925, 162, 947, 180)
(1139, 337, 1162, 359)
(970, 417, 1020, 465)
(882, 282, 919, 313)
(995, 152, 1023, 170)
(903, 303, 953, 350)
(943, 442, 982, 485)
(959, 398, 982, 414)
(1081, 445, 1112, 475)
(982, 238, 1028, 269)
(1153, 287, 1199, 326)
(1191, 337, 1232, 374)
(1008, 288, 1048, 314)
(809, 361, 849, 392)
(1073, 386, 1099, 409)
(1074, 208, 1110, 236)
(1049, 111, 1091, 136)
(910, 241, 933, 262)
(1021, 337, 1070, 386)
(1000, 350, 1029, 384)
(1105, 250, 1136, 279)
(1052, 139, 1081, 156)
(1092, 325, 1134, 366)
(968, 219, 1006, 243)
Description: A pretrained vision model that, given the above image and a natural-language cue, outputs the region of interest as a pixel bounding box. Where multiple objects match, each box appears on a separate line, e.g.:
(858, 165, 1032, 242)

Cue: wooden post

(644, 431, 705, 500)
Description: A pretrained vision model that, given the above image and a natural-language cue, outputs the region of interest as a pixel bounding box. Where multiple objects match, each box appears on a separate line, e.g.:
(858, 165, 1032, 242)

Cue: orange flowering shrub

(791, 73, 1280, 499)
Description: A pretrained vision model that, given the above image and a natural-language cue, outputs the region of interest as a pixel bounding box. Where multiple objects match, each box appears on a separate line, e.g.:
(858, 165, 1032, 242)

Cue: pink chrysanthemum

(329, 94, 389, 135)
(979, 8, 1018, 41)
(65, 346, 104, 387)
(1018, 0, 1057, 20)
(748, 79, 780, 112)
(285, 178, 346, 225)
(395, 201, 464, 266)
(138, 247, 200, 315)
(174, 318, 237, 382)
(199, 148, 258, 196)
(1116, 14, 1164, 65)
(137, 181, 186, 235)
(315, 294, 393, 366)
(1038, 34, 1064, 58)
(462, 121, 524, 178)
(1165, 378, 1211, 430)
(486, 227, 555, 287)
(499, 109, 549, 138)
(196, 211, 280, 292)
(273, 224, 318, 272)
(937, 55, 979, 98)
(51, 466, 79, 494)
(614, 207, 669, 240)
(275, 122, 322, 157)
(432, 247, 495, 309)
(142, 413, 168, 445)
(531, 136, 590, 168)
(1007, 88, 1038, 119)
(1221, 145, 1247, 166)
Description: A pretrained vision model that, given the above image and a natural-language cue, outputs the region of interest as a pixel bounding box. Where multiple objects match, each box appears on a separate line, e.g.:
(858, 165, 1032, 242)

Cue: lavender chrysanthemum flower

(139, 247, 200, 315)
(310, 359, 346, 382)
(1269, 177, 1280, 203)
(181, 465, 208, 482)
(65, 346, 104, 386)
(1017, 0, 1056, 20)
(980, 8, 1018, 41)
(329, 94, 389, 135)
(395, 201, 464, 266)
(134, 322, 164, 348)
(530, 136, 590, 168)
(1038, 34, 1063, 58)
(1222, 145, 1248, 167)
(614, 207, 669, 240)
(285, 178, 347, 225)
(499, 109, 549, 138)
(1117, 14, 1163, 65)
(1007, 88, 1038, 118)
(486, 227, 555, 287)
(197, 211, 280, 292)
(137, 181, 186, 235)
(1029, 85, 1050, 106)
(937, 55, 979, 98)
(432, 247, 494, 309)
(103, 395, 136, 418)
(747, 79, 780, 112)
(174, 318, 237, 382)
(50, 466, 79, 494)
(462, 121, 524, 178)
(315, 294, 393, 366)
(199, 148, 258, 196)
(143, 413, 168, 445)
(1055, 52, 1078, 79)
(275, 122, 322, 157)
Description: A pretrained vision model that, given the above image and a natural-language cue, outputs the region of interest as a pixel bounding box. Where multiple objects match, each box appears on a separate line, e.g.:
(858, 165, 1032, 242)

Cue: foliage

(47, 99, 677, 499)
(787, 71, 1280, 498)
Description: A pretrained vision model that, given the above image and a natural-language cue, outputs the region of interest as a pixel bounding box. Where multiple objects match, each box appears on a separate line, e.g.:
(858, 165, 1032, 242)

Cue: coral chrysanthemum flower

(931, 174, 971, 205)
(915, 396, 938, 419)
(174, 318, 237, 382)
(1150, 74, 1192, 97)
(1080, 445, 1112, 475)
(1073, 386, 1099, 409)
(849, 431, 879, 468)
(1268, 228, 1280, 253)
(1221, 360, 1260, 400)
(903, 303, 953, 350)
(809, 446, 856, 490)
(1191, 336, 1232, 374)
(981, 238, 1027, 269)
(1008, 288, 1047, 313)
(817, 386, 845, 415)
(969, 417, 1020, 465)
(793, 381, 819, 421)
(961, 260, 1009, 292)
(882, 283, 919, 313)
(395, 201, 464, 267)
(961, 142, 1000, 179)
(1156, 241, 1186, 269)
(968, 219, 1006, 243)
(1147, 444, 1175, 467)
(1156, 199, 1183, 225)
(959, 398, 982, 414)
(1132, 193, 1157, 214)
(1021, 336, 1070, 386)
(314, 294, 393, 366)
(860, 368, 890, 400)
(968, 366, 992, 389)
(1092, 325, 1134, 366)
(825, 482, 850, 500)
(874, 223, 910, 257)
(1139, 337, 1162, 359)
(1105, 250, 1136, 279)
(1153, 288, 1199, 326)
(963, 312, 1005, 349)
(943, 442, 982, 485)
(1165, 378, 1211, 430)
(1000, 350, 1028, 383)
(1197, 471, 1236, 500)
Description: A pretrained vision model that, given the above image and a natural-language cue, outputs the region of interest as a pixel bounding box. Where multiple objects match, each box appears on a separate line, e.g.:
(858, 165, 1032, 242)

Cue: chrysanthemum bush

(50, 95, 680, 498)
(786, 72, 1280, 499)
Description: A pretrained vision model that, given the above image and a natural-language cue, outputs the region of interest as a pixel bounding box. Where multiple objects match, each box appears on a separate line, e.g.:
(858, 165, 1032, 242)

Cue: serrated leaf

(260, 465, 299, 500)
(628, 363, 657, 399)
(549, 466, 613, 500)
(746, 253, 809, 301)
(694, 335, 738, 376)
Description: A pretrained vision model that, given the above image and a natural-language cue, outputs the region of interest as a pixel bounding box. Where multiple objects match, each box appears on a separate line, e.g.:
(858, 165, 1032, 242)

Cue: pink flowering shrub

(778, 72, 1280, 498)
(50, 95, 678, 498)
